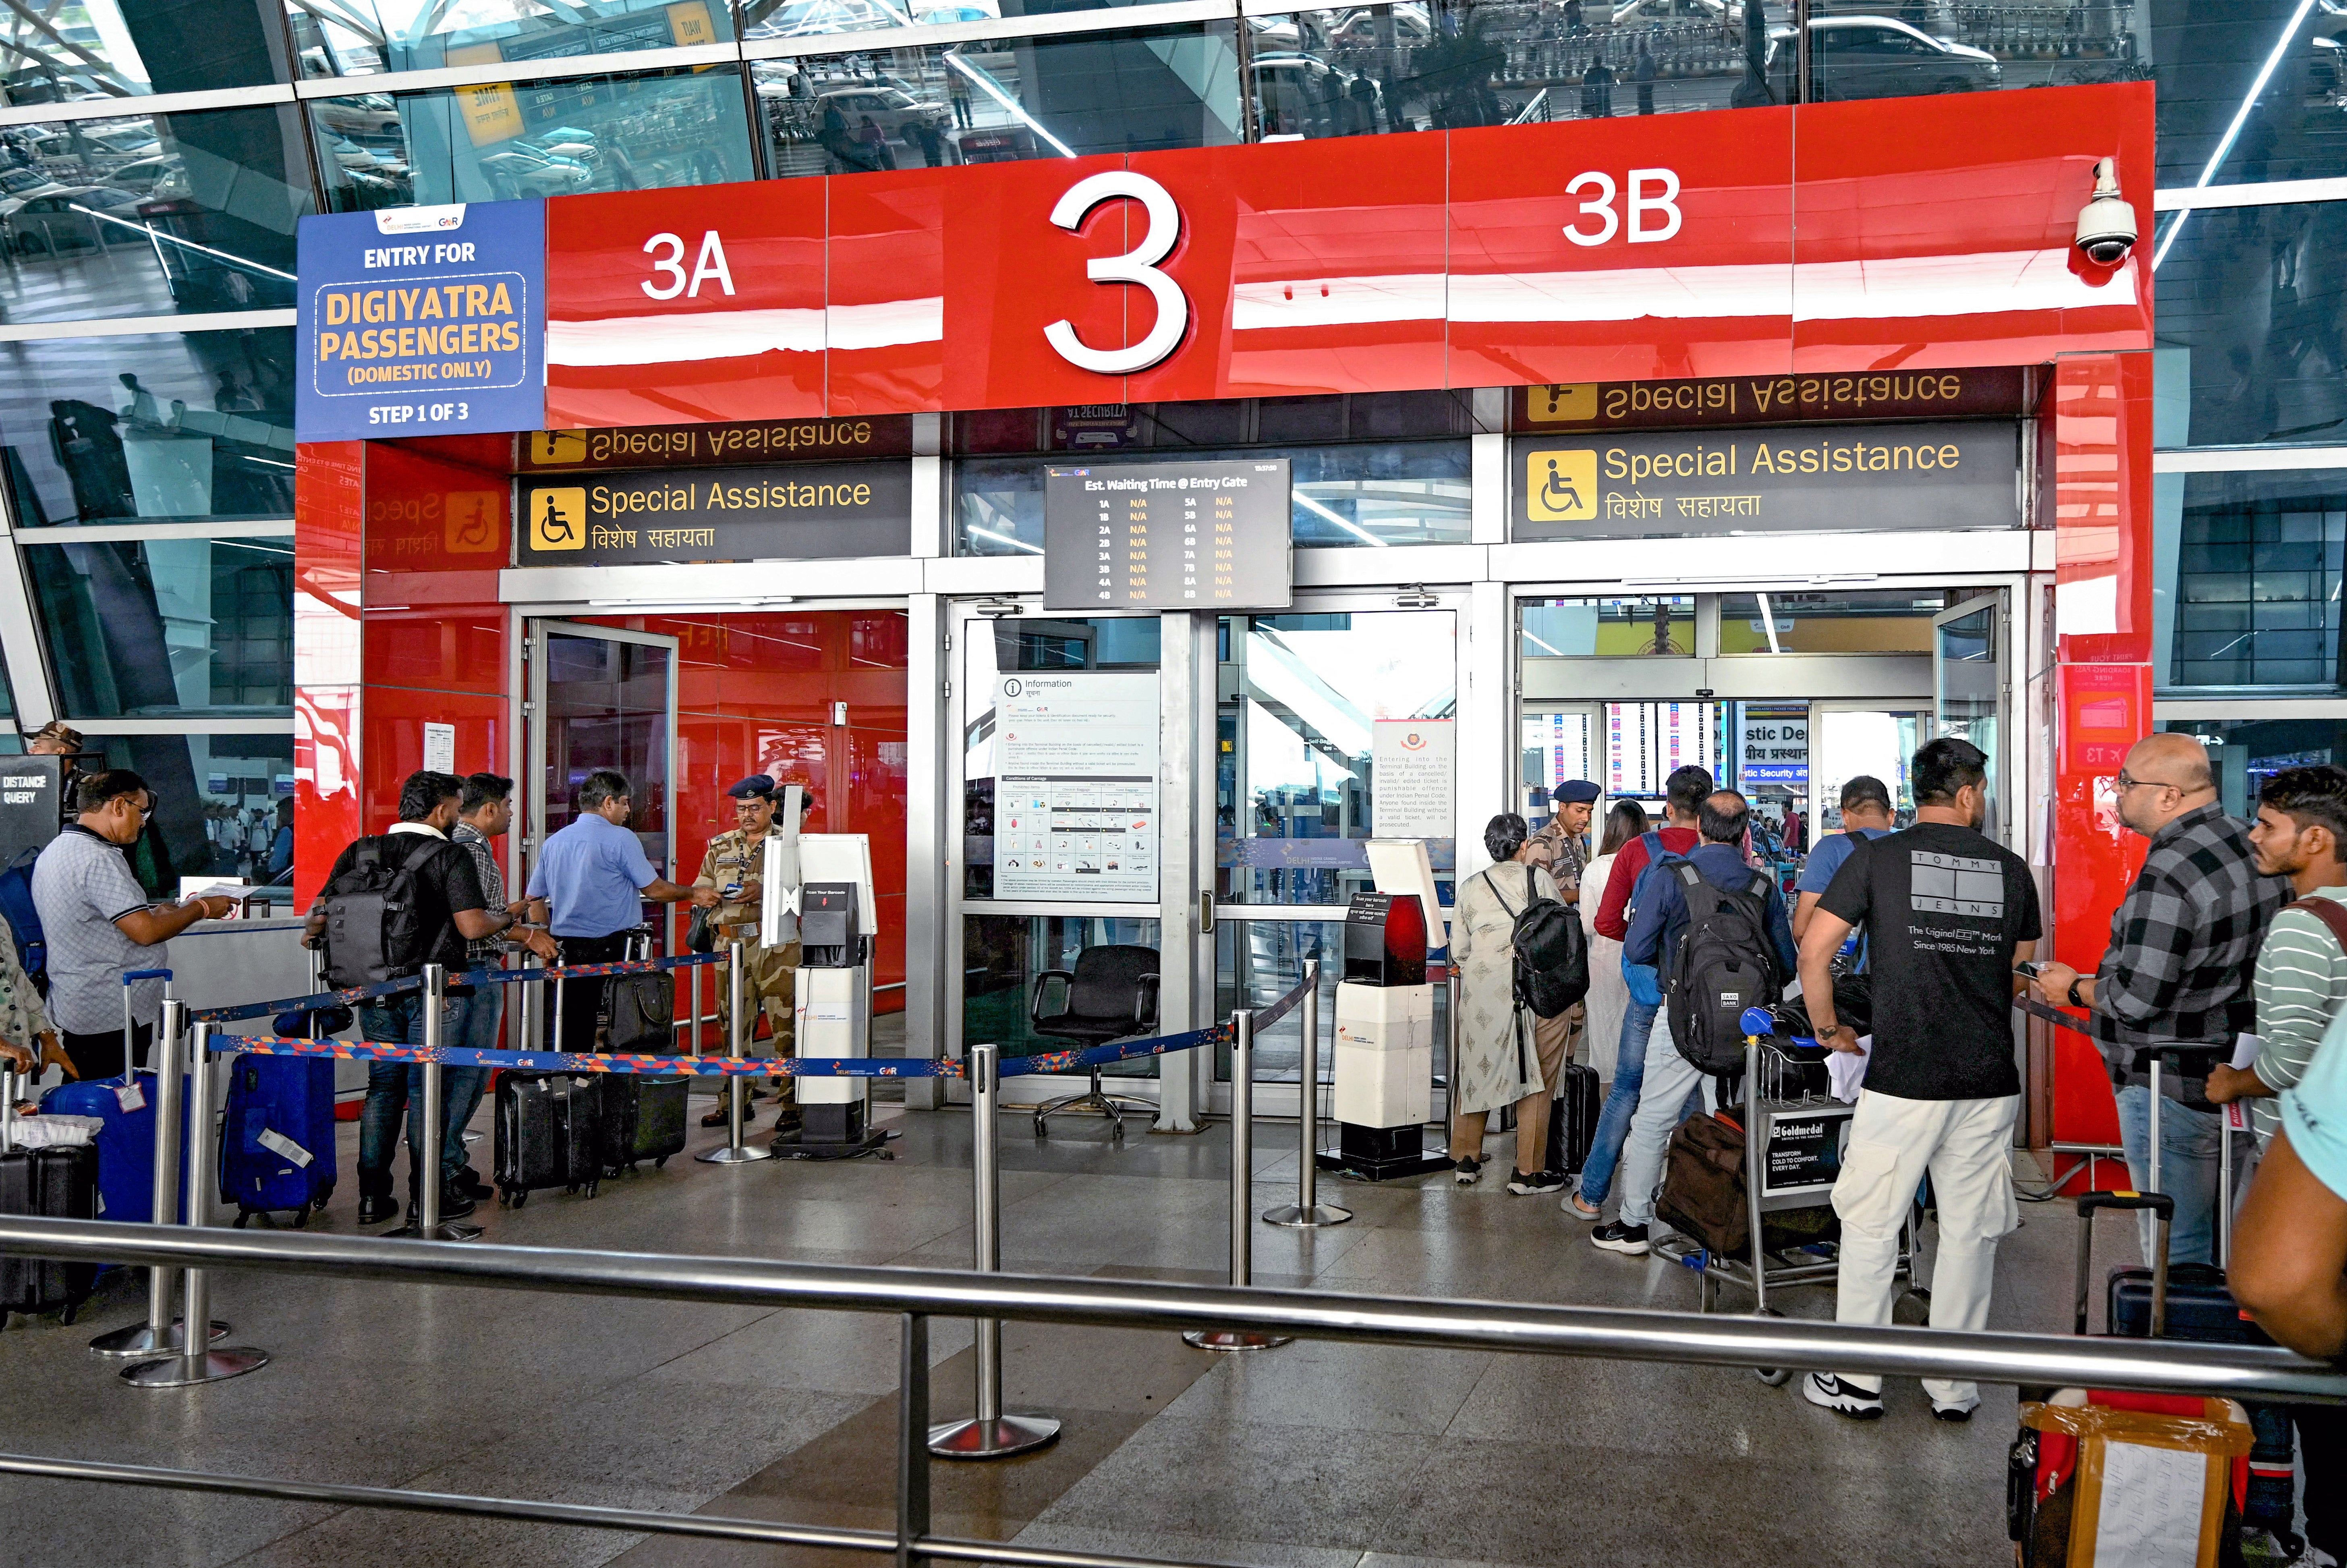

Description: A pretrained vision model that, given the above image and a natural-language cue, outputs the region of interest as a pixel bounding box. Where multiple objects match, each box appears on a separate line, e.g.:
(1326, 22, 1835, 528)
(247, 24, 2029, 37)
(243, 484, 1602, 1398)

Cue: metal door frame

(1932, 591, 2011, 845)
(1211, 587, 1470, 1119)
(1804, 698, 1938, 832)
(943, 599, 1197, 1127)
(520, 618, 682, 949)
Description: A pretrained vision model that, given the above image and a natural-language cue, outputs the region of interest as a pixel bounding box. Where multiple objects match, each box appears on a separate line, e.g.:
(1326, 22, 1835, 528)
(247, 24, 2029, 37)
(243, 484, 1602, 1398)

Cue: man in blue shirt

(1792, 775, 1896, 961)
(526, 769, 716, 1052)
(1593, 789, 1798, 1256)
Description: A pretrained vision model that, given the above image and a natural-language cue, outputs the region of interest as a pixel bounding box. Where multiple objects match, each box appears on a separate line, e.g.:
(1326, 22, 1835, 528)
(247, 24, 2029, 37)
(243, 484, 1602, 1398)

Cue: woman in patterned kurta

(0, 930, 59, 1083)
(1448, 814, 1571, 1191)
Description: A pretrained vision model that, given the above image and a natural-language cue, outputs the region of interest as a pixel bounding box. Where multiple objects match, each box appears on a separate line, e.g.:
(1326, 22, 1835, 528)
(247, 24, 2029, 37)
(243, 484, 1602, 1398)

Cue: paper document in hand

(2231, 1031, 2261, 1071)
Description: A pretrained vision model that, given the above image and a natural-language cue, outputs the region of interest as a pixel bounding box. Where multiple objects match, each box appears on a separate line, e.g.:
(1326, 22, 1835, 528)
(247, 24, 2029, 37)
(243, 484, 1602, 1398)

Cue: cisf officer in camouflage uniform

(694, 777, 815, 1130)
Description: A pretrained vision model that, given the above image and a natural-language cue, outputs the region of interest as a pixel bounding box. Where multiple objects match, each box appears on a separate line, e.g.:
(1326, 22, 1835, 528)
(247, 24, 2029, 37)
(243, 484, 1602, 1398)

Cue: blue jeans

(444, 986, 498, 1177)
(1575, 995, 1702, 1207)
(2115, 1084, 2223, 1267)
(356, 992, 471, 1200)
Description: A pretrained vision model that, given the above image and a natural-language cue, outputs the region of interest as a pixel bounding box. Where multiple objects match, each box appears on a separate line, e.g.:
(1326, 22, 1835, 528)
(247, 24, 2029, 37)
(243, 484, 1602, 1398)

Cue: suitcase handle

(2076, 1191, 2173, 1338)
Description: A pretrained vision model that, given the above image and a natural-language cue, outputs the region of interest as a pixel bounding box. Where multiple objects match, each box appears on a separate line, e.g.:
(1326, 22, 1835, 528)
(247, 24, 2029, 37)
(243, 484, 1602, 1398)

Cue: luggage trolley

(1652, 1006, 1927, 1385)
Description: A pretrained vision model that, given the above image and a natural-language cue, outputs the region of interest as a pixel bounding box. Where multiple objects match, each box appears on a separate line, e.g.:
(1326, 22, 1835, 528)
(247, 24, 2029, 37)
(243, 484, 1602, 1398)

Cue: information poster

(993, 672, 1159, 902)
(1372, 720, 1454, 838)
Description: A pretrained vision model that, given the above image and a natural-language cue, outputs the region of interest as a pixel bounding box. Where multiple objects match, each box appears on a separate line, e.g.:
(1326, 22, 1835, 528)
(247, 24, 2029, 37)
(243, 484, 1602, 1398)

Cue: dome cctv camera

(2075, 156, 2136, 266)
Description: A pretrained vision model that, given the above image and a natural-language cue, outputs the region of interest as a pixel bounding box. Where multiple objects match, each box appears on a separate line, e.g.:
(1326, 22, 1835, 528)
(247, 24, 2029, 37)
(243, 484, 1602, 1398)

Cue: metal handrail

(2, 1216, 2341, 1403)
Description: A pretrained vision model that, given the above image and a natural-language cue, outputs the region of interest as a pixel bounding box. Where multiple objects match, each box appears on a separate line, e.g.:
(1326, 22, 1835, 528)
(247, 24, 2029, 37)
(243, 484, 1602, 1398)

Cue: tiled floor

(0, 1085, 2112, 1568)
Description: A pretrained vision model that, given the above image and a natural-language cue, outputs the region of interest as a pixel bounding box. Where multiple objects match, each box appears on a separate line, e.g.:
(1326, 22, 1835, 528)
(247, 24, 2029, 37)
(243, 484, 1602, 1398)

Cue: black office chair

(1029, 944, 1160, 1140)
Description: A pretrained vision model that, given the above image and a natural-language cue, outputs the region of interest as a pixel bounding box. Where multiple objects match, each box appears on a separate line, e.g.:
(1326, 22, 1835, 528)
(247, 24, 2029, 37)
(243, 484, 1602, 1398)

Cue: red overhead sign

(541, 83, 2151, 429)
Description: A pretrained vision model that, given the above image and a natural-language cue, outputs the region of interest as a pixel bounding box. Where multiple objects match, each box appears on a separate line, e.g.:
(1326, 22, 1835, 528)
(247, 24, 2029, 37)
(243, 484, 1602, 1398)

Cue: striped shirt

(2249, 887, 2347, 1145)
(2091, 802, 2291, 1088)
(453, 822, 506, 965)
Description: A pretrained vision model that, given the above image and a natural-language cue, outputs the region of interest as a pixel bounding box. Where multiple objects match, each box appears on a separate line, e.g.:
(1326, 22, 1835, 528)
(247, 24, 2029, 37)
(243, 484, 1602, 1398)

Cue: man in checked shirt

(2033, 734, 2291, 1265)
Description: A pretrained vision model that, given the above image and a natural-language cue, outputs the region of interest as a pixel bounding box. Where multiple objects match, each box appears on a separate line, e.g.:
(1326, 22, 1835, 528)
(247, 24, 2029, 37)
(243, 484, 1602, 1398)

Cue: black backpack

(1490, 863, 1590, 1020)
(317, 836, 452, 988)
(1663, 859, 1781, 1074)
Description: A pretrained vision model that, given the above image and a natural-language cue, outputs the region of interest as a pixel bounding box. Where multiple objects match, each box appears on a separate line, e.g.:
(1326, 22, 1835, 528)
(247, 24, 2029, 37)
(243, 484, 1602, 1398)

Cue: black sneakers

(1453, 1157, 1483, 1186)
(1591, 1220, 1650, 1255)
(1803, 1373, 1885, 1420)
(1507, 1168, 1568, 1195)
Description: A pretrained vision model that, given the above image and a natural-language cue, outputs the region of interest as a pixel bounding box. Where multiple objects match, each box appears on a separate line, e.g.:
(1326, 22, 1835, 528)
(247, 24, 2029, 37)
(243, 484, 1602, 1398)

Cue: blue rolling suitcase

(40, 1073, 164, 1224)
(219, 1054, 339, 1227)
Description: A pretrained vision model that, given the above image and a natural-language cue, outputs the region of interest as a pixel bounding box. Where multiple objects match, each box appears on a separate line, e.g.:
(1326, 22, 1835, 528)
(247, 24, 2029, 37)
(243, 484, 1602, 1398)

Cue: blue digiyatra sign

(295, 200, 547, 442)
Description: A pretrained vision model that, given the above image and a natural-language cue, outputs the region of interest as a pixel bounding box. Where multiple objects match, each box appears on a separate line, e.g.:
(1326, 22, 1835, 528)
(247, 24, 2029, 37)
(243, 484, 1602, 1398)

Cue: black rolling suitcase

(1545, 1060, 1600, 1175)
(0, 1143, 99, 1326)
(493, 1072, 602, 1208)
(600, 1074, 689, 1174)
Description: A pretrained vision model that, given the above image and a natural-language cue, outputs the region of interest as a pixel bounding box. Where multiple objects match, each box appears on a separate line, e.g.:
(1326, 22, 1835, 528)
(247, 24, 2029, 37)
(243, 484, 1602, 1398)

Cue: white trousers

(1829, 1088, 2020, 1404)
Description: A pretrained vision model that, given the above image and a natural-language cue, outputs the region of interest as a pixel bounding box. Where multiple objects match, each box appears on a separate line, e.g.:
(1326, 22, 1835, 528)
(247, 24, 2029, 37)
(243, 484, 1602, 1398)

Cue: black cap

(1551, 780, 1601, 805)
(725, 775, 777, 800)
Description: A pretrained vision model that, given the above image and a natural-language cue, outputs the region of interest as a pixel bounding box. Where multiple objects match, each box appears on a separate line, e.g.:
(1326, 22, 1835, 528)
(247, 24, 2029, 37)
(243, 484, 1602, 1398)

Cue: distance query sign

(518, 462, 910, 565)
(1511, 420, 2019, 540)
(1042, 458, 1292, 611)
(296, 201, 546, 442)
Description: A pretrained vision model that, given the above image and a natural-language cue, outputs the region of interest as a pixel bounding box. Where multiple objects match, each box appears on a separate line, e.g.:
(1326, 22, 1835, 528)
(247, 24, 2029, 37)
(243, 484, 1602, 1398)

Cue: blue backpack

(0, 844, 46, 992)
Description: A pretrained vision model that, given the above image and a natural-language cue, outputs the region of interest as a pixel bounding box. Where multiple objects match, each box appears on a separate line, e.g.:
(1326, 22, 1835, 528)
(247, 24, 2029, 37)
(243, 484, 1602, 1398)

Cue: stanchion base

(1261, 1203, 1352, 1229)
(1314, 1150, 1455, 1183)
(771, 1126, 894, 1161)
(1182, 1329, 1292, 1352)
(696, 1142, 774, 1164)
(120, 1347, 269, 1388)
(384, 1220, 485, 1241)
(89, 1319, 230, 1357)
(926, 1413, 1062, 1459)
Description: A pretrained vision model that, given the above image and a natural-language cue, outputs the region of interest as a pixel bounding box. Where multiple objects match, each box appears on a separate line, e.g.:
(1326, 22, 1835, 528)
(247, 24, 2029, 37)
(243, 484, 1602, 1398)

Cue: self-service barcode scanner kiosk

(764, 832, 893, 1160)
(1322, 840, 1451, 1181)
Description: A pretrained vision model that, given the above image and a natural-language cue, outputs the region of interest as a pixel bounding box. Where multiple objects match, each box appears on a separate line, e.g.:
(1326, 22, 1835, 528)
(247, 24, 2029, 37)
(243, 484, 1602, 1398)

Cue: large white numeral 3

(1043, 171, 1188, 376)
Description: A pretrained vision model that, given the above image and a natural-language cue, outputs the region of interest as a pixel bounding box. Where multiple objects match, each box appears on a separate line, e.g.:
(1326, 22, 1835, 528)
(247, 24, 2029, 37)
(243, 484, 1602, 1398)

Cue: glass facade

(2159, 716, 2347, 820)
(0, 0, 290, 106)
(1716, 589, 1946, 656)
(72, 731, 296, 893)
(2152, 200, 2347, 450)
(753, 21, 1240, 176)
(1521, 596, 1694, 658)
(2162, 470, 2347, 692)
(313, 64, 757, 210)
(0, 328, 294, 528)
(30, 536, 294, 717)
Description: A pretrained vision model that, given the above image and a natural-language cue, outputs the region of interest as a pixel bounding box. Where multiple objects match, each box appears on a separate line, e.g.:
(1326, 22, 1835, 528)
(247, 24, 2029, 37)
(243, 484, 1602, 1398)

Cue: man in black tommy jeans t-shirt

(1794, 737, 2041, 1424)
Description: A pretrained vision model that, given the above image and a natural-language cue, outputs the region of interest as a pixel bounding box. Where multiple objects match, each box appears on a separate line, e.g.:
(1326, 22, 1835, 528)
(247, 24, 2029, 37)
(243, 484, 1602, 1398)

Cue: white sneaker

(1802, 1373, 1884, 1421)
(1930, 1394, 1979, 1423)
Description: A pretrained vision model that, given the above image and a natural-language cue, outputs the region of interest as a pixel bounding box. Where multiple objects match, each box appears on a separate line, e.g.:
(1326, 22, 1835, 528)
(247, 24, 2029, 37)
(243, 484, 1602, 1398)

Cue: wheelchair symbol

(529, 487, 587, 551)
(1524, 449, 1596, 523)
(1540, 459, 1583, 515)
(540, 493, 574, 543)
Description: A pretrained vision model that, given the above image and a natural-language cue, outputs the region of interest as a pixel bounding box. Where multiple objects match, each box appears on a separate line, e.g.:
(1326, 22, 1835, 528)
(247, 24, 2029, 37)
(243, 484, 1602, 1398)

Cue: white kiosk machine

(1325, 839, 1449, 1181)
(762, 832, 888, 1158)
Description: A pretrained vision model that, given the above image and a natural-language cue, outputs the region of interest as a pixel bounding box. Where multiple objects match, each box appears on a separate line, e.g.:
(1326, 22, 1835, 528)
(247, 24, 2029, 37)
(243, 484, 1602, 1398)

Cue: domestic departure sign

(1041, 458, 1292, 611)
(296, 201, 546, 442)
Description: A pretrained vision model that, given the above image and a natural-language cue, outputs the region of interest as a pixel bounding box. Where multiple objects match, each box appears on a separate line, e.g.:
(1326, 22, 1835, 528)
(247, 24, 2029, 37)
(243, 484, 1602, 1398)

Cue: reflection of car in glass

(532, 133, 600, 164)
(110, 153, 186, 195)
(1612, 0, 1725, 23)
(8, 186, 143, 253)
(477, 139, 596, 197)
(1251, 52, 1382, 139)
(815, 85, 948, 142)
(746, 0, 922, 37)
(1766, 16, 2001, 97)
(313, 94, 401, 139)
(1325, 7, 1432, 47)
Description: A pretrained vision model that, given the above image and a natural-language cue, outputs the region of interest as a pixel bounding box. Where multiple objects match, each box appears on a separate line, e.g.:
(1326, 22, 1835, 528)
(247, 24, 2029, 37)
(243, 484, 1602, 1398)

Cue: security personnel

(694, 777, 816, 1129)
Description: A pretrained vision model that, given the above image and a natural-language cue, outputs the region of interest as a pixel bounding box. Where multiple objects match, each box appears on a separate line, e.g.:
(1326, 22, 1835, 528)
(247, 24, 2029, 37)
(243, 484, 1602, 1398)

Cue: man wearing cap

(693, 777, 816, 1131)
(1539, 780, 1601, 905)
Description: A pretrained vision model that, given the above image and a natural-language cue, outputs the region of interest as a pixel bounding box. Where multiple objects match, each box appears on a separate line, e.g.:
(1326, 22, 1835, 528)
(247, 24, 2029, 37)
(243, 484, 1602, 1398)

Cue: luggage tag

(112, 1079, 145, 1113)
(257, 1128, 313, 1167)
(2226, 1101, 2249, 1134)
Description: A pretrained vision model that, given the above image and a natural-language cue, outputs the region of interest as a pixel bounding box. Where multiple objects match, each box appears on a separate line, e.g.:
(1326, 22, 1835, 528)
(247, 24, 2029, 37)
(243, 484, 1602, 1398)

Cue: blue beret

(726, 775, 777, 800)
(1552, 780, 1601, 805)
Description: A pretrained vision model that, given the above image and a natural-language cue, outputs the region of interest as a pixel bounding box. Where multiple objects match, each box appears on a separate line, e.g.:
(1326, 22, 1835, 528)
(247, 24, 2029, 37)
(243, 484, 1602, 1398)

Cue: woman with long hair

(1564, 799, 1651, 1220)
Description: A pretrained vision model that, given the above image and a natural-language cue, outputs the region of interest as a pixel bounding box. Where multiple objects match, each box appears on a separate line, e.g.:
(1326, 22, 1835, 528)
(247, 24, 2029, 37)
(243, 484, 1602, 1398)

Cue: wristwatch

(2066, 976, 2086, 1008)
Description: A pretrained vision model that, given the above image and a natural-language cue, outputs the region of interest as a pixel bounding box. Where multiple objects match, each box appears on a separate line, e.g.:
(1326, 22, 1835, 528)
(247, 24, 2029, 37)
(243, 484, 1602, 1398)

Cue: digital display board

(1041, 458, 1292, 611)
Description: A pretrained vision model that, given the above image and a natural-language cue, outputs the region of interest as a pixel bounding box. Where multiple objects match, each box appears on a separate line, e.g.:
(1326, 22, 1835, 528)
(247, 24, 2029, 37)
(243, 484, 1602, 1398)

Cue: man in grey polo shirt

(33, 768, 234, 1080)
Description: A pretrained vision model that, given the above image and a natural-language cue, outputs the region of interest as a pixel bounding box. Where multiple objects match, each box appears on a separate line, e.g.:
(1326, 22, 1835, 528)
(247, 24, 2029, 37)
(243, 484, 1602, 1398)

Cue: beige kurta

(1578, 850, 1627, 1080)
(1450, 861, 1564, 1116)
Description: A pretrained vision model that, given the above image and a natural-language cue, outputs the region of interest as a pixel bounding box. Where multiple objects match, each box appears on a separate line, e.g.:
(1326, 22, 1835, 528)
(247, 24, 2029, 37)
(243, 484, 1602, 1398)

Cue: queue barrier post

(122, 1017, 267, 1388)
(91, 992, 228, 1358)
(1263, 960, 1348, 1230)
(699, 939, 771, 1165)
(927, 1042, 1060, 1459)
(1185, 1008, 1290, 1353)
(390, 965, 481, 1242)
